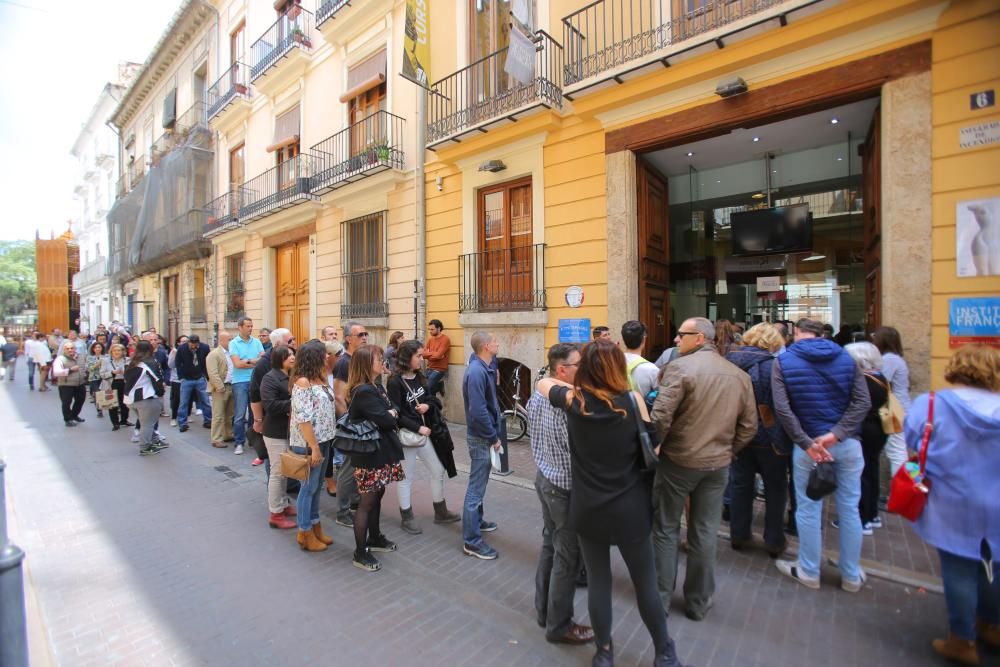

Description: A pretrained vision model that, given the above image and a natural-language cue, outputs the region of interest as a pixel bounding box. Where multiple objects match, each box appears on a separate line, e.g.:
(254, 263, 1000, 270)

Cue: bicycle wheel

(503, 410, 528, 442)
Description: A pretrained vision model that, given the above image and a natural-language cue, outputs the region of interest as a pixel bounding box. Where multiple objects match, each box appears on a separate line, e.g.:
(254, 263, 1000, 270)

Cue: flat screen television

(730, 204, 812, 256)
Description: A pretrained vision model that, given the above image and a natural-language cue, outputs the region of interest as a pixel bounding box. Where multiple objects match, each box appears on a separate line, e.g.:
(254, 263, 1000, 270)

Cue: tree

(0, 240, 37, 319)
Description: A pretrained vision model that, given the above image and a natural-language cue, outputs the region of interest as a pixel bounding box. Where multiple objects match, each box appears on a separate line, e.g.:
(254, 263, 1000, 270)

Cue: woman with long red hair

(536, 340, 686, 667)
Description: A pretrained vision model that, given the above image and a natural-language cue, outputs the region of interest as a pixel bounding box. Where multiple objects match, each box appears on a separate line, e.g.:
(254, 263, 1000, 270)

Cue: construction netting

(107, 124, 214, 284)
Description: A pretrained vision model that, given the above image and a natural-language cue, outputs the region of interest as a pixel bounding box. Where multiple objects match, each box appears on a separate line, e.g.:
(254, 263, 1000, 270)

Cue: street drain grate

(214, 465, 243, 479)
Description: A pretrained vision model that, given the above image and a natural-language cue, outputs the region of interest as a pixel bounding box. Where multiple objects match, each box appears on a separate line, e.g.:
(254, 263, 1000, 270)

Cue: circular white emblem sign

(565, 285, 584, 308)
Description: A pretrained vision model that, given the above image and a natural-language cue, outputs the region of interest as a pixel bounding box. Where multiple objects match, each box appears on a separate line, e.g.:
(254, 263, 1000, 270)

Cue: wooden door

(275, 239, 309, 345)
(229, 143, 245, 212)
(862, 105, 881, 334)
(637, 159, 670, 361)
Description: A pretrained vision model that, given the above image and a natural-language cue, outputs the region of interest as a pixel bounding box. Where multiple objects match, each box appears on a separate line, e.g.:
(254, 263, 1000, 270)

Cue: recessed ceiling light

(803, 254, 826, 262)
(752, 136, 760, 142)
(716, 180, 722, 184)
(687, 151, 694, 157)
(751, 192, 766, 199)
(830, 118, 840, 125)
(772, 170, 777, 173)
(837, 157, 843, 161)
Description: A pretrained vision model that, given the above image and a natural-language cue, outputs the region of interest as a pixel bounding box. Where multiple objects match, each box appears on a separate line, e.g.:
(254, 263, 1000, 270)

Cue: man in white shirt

(30, 332, 53, 392)
(621, 320, 660, 398)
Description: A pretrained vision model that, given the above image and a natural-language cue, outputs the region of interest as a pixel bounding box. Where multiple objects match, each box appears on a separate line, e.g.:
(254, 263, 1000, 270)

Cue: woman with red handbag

(903, 346, 1000, 665)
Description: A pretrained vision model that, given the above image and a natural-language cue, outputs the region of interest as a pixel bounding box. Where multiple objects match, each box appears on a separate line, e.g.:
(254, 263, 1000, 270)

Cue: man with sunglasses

(331, 321, 367, 527)
(650, 317, 757, 622)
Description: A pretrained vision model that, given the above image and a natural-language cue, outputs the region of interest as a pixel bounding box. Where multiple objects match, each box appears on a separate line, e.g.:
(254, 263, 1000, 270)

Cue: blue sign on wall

(948, 297, 1000, 348)
(558, 318, 591, 343)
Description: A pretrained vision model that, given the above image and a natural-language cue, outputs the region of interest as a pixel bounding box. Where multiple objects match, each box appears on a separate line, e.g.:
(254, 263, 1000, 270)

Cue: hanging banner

(512, 0, 531, 27)
(505, 26, 536, 86)
(401, 0, 430, 86)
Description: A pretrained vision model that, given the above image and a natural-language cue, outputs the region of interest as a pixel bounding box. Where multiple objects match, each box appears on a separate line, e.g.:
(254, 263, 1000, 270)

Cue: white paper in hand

(490, 445, 503, 472)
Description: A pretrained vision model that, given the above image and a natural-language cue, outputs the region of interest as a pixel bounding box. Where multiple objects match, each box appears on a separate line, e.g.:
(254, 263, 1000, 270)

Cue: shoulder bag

(280, 446, 312, 481)
(866, 373, 905, 434)
(627, 392, 659, 472)
(96, 379, 118, 410)
(332, 385, 382, 454)
(888, 392, 933, 521)
(398, 377, 428, 448)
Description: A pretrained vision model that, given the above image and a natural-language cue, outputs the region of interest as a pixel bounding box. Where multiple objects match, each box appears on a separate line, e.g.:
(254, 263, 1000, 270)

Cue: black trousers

(58, 385, 87, 422)
(108, 379, 129, 426)
(730, 444, 788, 550)
(859, 431, 887, 523)
(579, 533, 671, 654)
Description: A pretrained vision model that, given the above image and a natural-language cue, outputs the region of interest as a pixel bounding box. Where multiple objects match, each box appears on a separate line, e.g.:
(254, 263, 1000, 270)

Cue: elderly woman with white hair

(843, 341, 890, 535)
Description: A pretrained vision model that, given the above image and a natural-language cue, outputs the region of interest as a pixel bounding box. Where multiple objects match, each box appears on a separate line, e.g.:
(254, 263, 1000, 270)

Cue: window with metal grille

(340, 212, 387, 319)
(225, 253, 245, 321)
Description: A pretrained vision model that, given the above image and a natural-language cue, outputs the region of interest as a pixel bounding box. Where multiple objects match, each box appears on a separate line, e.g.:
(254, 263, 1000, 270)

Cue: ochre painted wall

(929, 1, 1000, 386)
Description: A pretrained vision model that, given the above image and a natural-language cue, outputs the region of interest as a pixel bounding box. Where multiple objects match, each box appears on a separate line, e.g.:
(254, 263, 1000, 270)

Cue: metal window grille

(340, 212, 388, 319)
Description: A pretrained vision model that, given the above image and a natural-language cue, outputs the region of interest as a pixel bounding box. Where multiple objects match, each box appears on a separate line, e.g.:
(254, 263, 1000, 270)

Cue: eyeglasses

(356, 332, 369, 338)
(559, 362, 579, 368)
(676, 331, 701, 337)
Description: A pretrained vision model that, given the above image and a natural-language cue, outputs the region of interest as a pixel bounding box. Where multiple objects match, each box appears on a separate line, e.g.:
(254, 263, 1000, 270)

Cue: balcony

(249, 7, 316, 97)
(207, 62, 252, 134)
(427, 31, 563, 149)
(127, 154, 146, 190)
(203, 191, 242, 238)
(458, 244, 546, 313)
(311, 111, 405, 195)
(72, 258, 108, 292)
(316, 0, 393, 49)
(151, 102, 209, 167)
(341, 268, 389, 320)
(237, 153, 322, 224)
(561, 0, 814, 94)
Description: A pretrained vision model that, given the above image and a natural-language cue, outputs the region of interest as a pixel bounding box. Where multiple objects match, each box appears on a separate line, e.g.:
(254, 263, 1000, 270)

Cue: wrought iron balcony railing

(311, 111, 405, 194)
(224, 284, 245, 322)
(249, 6, 315, 81)
(151, 102, 209, 165)
(127, 154, 146, 189)
(458, 244, 546, 313)
(562, 0, 786, 85)
(316, 0, 351, 27)
(340, 267, 389, 320)
(203, 191, 243, 238)
(427, 30, 563, 146)
(207, 62, 251, 119)
(237, 153, 321, 222)
(190, 296, 208, 324)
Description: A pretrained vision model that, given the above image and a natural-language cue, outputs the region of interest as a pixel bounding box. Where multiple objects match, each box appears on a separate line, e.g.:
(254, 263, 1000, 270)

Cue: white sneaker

(195, 409, 202, 415)
(775, 559, 820, 590)
(842, 569, 866, 593)
(234, 445, 244, 455)
(130, 431, 140, 443)
(170, 419, 178, 427)
(861, 522, 874, 536)
(869, 517, 883, 529)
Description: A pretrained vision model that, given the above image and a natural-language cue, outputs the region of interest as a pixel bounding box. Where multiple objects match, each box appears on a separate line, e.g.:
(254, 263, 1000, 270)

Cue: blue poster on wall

(558, 318, 591, 343)
(948, 297, 1000, 348)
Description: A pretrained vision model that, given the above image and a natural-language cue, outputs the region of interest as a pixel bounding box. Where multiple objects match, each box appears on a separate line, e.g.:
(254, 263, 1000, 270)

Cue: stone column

(605, 150, 639, 337)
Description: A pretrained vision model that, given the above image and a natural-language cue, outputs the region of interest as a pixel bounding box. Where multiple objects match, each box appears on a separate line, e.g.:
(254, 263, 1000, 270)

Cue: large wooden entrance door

(164, 275, 180, 343)
(862, 105, 881, 334)
(637, 159, 670, 361)
(276, 239, 310, 345)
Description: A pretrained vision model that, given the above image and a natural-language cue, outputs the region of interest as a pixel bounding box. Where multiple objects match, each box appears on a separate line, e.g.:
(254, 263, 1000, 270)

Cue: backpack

(626, 356, 645, 392)
(866, 373, 905, 434)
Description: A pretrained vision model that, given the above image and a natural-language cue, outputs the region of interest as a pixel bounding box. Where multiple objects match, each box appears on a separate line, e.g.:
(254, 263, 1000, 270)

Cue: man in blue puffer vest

(771, 318, 871, 593)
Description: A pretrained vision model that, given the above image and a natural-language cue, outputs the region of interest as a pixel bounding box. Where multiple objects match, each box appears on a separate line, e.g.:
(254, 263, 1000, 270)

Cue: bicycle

(501, 364, 547, 442)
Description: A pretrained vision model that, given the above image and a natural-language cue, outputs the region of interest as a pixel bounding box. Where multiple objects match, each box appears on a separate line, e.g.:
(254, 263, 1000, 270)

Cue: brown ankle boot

(298, 529, 328, 552)
(977, 619, 1000, 649)
(932, 635, 980, 665)
(312, 522, 334, 545)
(433, 500, 460, 524)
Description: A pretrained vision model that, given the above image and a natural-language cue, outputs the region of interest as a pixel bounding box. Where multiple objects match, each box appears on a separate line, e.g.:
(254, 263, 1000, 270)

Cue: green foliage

(0, 240, 37, 318)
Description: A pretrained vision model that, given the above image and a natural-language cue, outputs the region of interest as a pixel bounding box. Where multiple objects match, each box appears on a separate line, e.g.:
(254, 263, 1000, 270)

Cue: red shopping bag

(887, 392, 933, 521)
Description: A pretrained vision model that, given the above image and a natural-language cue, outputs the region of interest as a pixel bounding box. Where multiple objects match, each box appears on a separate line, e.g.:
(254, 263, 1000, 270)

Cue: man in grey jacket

(650, 317, 757, 621)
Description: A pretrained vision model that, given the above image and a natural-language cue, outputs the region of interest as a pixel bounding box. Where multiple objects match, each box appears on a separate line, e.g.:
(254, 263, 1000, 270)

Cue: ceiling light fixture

(714, 76, 748, 98)
(803, 254, 826, 262)
(751, 192, 766, 200)
(837, 157, 843, 161)
(478, 159, 507, 173)
(687, 151, 694, 157)
(830, 117, 840, 125)
(752, 136, 760, 142)
(716, 180, 722, 184)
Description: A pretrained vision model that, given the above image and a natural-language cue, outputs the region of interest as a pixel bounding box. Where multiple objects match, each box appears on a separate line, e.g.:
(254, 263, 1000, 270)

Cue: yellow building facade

(204, 0, 420, 347)
(421, 0, 1000, 416)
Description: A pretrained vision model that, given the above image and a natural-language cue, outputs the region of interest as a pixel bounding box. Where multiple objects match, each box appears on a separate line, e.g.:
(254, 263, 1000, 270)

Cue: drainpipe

(415, 86, 427, 341)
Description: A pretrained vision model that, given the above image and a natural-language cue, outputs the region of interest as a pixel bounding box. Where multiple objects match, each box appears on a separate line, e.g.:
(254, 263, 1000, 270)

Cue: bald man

(207, 331, 235, 447)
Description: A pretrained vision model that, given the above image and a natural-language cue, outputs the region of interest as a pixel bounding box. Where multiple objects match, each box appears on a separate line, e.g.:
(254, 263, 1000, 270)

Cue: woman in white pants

(260, 345, 297, 530)
(386, 340, 460, 534)
(871, 327, 912, 474)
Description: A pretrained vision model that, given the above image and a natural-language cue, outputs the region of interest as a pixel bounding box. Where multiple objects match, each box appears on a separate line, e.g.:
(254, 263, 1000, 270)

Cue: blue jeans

(938, 544, 1000, 640)
(177, 377, 212, 427)
(792, 438, 864, 581)
(426, 369, 447, 397)
(291, 440, 331, 532)
(231, 381, 250, 445)
(27, 359, 35, 389)
(462, 435, 493, 547)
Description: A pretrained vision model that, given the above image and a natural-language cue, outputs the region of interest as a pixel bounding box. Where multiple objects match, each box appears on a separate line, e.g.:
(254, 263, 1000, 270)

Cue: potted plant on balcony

(292, 26, 311, 48)
(375, 141, 391, 163)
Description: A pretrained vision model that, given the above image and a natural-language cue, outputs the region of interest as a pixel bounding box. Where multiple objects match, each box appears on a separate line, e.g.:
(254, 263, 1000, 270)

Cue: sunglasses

(676, 331, 701, 337)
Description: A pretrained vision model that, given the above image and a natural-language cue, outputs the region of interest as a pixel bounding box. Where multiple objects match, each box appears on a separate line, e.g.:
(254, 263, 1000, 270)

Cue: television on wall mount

(730, 203, 813, 256)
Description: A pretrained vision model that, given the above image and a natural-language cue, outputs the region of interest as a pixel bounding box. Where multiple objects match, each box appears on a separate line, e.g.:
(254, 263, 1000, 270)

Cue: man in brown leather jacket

(650, 316, 757, 622)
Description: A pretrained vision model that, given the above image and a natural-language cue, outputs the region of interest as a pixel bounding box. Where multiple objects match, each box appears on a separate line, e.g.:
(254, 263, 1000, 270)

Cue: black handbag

(806, 461, 838, 500)
(332, 412, 380, 454)
(628, 392, 659, 471)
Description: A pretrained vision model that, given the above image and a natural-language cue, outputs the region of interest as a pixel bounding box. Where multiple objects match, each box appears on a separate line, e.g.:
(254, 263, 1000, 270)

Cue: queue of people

(6, 313, 997, 667)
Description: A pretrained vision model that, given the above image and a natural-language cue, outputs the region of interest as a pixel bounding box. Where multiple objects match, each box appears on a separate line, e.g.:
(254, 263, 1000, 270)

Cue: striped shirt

(527, 390, 572, 491)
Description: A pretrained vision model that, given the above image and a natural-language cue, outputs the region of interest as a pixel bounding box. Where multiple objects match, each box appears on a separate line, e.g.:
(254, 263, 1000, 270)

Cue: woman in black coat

(346, 345, 404, 572)
(260, 345, 296, 530)
(845, 342, 890, 534)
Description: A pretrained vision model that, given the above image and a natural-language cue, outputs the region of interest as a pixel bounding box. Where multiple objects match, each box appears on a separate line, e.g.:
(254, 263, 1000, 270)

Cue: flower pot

(234, 83, 248, 95)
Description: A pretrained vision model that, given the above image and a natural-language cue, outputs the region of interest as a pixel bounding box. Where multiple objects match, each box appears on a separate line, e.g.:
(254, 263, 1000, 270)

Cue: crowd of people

(2, 315, 997, 667)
